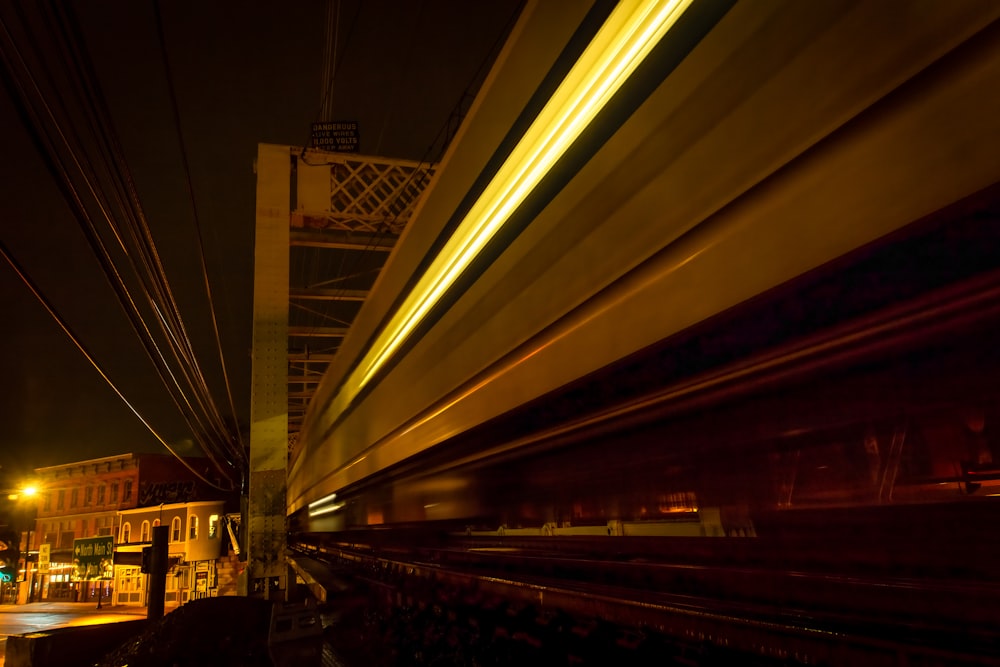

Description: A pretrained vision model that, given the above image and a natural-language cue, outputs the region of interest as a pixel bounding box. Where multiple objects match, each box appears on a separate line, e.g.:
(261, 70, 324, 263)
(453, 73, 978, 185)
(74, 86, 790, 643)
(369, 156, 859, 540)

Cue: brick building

(25, 452, 231, 603)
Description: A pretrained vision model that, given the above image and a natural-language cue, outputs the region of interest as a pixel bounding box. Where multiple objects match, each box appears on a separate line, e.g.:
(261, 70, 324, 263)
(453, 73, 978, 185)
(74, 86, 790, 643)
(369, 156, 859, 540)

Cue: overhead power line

(0, 1, 245, 484)
(152, 0, 247, 468)
(0, 240, 231, 492)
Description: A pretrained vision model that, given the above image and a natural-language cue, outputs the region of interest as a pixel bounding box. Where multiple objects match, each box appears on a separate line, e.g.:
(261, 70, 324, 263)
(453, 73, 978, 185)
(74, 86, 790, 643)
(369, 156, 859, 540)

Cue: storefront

(40, 560, 79, 600)
(113, 500, 228, 608)
(115, 565, 144, 606)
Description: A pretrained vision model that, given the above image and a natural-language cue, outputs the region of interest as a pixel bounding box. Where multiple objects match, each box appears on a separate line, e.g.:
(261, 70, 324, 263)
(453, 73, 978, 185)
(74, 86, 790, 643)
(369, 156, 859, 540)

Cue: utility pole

(146, 525, 169, 621)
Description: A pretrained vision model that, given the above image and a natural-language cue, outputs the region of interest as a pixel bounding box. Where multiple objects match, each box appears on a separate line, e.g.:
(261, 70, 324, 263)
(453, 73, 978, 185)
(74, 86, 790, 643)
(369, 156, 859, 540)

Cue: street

(0, 602, 146, 667)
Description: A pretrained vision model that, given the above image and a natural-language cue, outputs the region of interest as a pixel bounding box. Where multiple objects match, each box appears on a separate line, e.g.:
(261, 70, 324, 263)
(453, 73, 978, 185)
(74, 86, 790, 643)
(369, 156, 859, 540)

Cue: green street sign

(73, 536, 114, 580)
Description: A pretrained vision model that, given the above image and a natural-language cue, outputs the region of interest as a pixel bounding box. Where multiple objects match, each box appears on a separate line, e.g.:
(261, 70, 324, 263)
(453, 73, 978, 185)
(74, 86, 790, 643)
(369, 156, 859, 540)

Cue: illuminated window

(153, 519, 160, 528)
(140, 521, 150, 542)
(188, 515, 199, 540)
(119, 567, 141, 592)
(171, 517, 181, 542)
(121, 522, 131, 544)
(209, 514, 219, 539)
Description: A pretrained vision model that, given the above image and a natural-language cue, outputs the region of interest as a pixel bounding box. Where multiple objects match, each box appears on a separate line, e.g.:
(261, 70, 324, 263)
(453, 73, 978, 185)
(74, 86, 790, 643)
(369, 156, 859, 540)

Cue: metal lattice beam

(293, 150, 435, 234)
(289, 287, 369, 301)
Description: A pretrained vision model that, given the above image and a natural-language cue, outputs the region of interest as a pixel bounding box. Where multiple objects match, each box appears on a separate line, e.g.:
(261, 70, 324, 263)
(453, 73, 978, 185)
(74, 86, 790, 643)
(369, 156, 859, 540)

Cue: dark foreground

(95, 597, 274, 667)
(90, 587, 807, 667)
(320, 584, 805, 667)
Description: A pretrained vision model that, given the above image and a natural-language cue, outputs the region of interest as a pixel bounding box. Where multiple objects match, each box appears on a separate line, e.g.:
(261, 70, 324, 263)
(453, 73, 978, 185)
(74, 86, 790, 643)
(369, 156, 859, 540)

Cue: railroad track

(292, 536, 1000, 666)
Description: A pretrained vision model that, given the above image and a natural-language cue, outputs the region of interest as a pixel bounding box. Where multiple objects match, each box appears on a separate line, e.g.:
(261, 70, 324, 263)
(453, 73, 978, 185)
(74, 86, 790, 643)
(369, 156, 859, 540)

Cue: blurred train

(287, 0, 1000, 544)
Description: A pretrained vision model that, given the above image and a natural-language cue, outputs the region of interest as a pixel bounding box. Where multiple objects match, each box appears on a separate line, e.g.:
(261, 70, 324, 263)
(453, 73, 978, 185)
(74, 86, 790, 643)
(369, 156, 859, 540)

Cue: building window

(57, 489, 65, 510)
(188, 515, 199, 540)
(171, 517, 181, 542)
(153, 519, 160, 528)
(119, 567, 141, 593)
(140, 521, 150, 542)
(97, 485, 106, 505)
(43, 494, 51, 512)
(123, 480, 133, 502)
(121, 522, 131, 544)
(71, 488, 79, 508)
(110, 482, 119, 503)
(208, 514, 219, 539)
(86, 486, 94, 506)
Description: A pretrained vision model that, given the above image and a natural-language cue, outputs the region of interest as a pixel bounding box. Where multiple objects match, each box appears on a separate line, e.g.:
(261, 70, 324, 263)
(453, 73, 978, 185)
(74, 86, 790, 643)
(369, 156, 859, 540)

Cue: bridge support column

(247, 143, 291, 599)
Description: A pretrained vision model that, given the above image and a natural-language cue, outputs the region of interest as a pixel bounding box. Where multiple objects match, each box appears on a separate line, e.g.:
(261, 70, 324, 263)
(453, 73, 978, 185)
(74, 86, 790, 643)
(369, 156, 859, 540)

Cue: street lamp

(7, 486, 37, 502)
(2, 483, 40, 603)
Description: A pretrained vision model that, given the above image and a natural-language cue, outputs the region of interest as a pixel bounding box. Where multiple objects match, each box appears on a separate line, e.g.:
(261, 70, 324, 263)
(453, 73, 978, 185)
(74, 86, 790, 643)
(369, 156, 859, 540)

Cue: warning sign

(310, 121, 359, 153)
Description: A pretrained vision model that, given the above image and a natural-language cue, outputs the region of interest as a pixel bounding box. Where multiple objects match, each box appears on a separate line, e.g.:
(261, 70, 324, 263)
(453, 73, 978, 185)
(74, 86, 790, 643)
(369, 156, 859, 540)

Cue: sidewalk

(2, 602, 148, 667)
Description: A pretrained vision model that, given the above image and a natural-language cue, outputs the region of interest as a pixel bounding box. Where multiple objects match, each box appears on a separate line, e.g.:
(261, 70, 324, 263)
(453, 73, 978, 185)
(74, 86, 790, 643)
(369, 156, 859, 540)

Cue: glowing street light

(6, 485, 38, 502)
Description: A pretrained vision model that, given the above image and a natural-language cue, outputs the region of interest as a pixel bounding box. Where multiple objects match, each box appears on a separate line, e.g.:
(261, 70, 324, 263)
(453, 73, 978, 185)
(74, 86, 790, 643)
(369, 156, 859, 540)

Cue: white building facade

(114, 500, 232, 607)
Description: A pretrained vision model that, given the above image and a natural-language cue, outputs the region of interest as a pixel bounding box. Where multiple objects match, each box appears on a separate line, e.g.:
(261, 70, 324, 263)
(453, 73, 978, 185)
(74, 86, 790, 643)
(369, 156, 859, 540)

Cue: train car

(287, 0, 1000, 545)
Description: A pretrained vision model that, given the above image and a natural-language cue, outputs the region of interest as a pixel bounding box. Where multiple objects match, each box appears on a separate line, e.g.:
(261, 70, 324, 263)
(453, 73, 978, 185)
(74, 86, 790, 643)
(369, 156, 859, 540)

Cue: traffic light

(140, 546, 152, 574)
(0, 531, 18, 582)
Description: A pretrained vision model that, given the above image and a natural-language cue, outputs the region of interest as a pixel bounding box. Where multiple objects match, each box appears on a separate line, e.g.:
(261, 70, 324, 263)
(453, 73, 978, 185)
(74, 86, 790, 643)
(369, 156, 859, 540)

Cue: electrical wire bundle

(0, 2, 243, 491)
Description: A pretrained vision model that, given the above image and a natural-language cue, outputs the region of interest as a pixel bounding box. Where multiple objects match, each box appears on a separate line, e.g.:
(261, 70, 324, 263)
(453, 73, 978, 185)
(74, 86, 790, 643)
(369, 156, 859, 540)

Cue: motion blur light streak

(329, 0, 696, 423)
(308, 502, 345, 517)
(308, 492, 342, 517)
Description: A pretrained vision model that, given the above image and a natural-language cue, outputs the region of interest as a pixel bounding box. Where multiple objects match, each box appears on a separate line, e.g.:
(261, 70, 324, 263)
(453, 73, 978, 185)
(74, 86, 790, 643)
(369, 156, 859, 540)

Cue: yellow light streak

(308, 492, 343, 517)
(328, 0, 695, 418)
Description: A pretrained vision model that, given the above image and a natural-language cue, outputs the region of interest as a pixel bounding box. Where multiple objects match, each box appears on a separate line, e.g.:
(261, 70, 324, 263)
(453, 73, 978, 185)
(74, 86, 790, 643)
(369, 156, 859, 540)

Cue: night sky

(0, 0, 521, 478)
